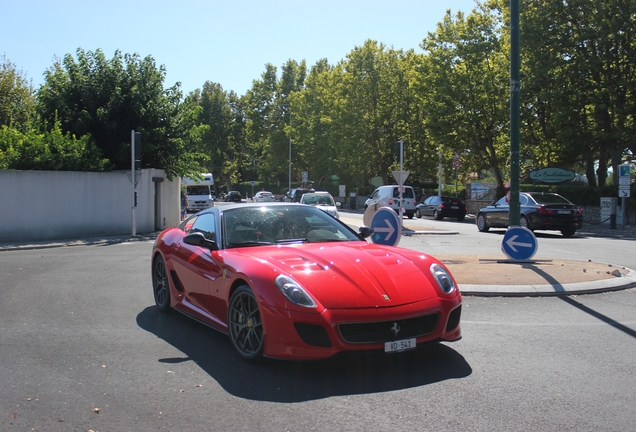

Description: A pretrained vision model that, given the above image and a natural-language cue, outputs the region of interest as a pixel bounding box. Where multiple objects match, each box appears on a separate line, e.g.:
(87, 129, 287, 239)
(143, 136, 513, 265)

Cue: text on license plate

(557, 210, 571, 214)
(385, 338, 416, 353)
(451, 206, 459, 209)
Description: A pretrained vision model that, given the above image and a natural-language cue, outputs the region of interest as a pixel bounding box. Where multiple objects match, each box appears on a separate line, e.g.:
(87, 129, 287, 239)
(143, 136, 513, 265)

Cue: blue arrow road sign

(370, 206, 402, 246)
(501, 226, 538, 260)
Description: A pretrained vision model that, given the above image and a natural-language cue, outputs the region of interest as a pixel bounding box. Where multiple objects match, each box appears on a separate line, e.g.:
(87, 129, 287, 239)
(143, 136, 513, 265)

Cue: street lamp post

(288, 119, 292, 192)
(282, 104, 292, 192)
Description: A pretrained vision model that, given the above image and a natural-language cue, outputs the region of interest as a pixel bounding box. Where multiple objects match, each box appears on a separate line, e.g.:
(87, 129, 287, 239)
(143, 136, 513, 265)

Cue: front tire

(152, 255, 171, 313)
(228, 285, 264, 362)
(477, 213, 490, 232)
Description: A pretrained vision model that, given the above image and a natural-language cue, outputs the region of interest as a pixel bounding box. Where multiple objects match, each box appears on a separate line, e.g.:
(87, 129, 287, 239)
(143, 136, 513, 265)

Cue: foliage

(419, 5, 510, 188)
(520, 0, 636, 186)
(0, 123, 109, 171)
(0, 54, 35, 132)
(36, 48, 206, 179)
(189, 82, 245, 191)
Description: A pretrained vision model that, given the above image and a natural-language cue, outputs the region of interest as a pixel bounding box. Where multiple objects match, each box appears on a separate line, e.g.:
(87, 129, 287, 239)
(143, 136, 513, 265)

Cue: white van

(182, 173, 215, 212)
(364, 185, 417, 219)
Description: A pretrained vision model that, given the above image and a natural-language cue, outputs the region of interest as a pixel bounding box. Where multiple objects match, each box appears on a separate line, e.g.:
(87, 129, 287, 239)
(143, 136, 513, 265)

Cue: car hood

(234, 242, 442, 309)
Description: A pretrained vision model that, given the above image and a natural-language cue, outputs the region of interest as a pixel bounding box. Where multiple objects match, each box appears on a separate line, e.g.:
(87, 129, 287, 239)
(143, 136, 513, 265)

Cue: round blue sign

(501, 226, 538, 260)
(370, 207, 402, 246)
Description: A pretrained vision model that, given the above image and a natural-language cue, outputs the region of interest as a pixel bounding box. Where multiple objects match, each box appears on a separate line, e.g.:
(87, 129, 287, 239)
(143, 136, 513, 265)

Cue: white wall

(0, 169, 180, 243)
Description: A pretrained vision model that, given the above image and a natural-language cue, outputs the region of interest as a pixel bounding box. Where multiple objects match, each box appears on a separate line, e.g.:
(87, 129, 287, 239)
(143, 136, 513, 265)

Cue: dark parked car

(224, 191, 242, 202)
(416, 196, 467, 221)
(476, 192, 583, 237)
(283, 188, 310, 203)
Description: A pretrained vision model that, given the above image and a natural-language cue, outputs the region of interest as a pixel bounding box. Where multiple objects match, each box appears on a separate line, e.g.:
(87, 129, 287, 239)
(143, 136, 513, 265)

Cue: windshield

(186, 185, 210, 195)
(301, 194, 335, 206)
(222, 205, 359, 248)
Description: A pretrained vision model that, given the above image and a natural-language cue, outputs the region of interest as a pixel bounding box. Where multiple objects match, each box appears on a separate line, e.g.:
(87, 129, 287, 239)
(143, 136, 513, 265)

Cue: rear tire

(561, 228, 576, 237)
(477, 213, 490, 232)
(434, 210, 443, 220)
(520, 215, 531, 230)
(457, 215, 465, 222)
(416, 209, 422, 218)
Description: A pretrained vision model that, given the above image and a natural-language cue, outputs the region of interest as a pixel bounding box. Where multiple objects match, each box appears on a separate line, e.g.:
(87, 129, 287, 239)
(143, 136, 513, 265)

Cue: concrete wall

(0, 169, 180, 243)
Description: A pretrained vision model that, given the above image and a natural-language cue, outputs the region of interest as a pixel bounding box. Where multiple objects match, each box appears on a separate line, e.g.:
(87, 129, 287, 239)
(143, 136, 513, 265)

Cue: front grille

(338, 314, 439, 344)
(294, 323, 332, 347)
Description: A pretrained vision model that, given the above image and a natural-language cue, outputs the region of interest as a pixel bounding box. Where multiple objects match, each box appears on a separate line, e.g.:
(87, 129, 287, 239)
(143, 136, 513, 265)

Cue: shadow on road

(136, 306, 472, 402)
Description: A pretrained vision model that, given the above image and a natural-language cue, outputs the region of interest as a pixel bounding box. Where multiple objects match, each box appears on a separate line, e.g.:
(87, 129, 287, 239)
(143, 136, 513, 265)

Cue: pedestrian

(181, 191, 188, 220)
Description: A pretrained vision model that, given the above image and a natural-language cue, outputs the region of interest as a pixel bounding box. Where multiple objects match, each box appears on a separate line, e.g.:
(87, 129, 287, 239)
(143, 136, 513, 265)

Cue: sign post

(619, 165, 631, 227)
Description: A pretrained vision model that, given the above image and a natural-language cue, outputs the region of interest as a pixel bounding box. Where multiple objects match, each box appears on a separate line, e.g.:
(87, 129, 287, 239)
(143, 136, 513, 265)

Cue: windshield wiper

(275, 238, 308, 244)
(226, 241, 273, 248)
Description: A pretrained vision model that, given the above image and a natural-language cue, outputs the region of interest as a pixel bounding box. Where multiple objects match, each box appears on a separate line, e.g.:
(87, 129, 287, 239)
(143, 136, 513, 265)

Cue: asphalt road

(1, 226, 636, 431)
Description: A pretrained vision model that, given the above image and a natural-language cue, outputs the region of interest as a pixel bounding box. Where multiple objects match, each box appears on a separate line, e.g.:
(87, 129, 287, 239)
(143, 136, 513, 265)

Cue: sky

(3, 0, 478, 97)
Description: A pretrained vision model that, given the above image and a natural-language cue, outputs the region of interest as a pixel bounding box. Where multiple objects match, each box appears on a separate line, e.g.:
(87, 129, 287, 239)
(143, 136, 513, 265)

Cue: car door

(424, 196, 439, 216)
(489, 196, 510, 227)
(171, 213, 223, 319)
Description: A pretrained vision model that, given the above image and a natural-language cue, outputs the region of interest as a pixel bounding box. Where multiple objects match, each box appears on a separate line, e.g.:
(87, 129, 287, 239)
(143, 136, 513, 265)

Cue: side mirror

(183, 232, 219, 251)
(358, 226, 374, 239)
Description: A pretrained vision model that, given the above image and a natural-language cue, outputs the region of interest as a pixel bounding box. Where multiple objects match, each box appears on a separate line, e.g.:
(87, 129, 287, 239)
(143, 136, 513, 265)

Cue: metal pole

(287, 113, 292, 191)
(438, 153, 443, 197)
(509, 0, 521, 226)
(398, 140, 404, 225)
(131, 130, 136, 236)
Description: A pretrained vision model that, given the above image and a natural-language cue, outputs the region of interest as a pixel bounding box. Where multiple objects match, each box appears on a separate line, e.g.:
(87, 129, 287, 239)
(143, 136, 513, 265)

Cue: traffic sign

(370, 206, 402, 246)
(501, 226, 537, 261)
(453, 153, 461, 168)
(392, 170, 410, 184)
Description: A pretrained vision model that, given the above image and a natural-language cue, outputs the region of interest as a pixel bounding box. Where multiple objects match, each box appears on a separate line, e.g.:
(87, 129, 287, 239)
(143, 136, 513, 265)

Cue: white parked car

(253, 191, 275, 202)
(300, 192, 340, 219)
(364, 185, 416, 219)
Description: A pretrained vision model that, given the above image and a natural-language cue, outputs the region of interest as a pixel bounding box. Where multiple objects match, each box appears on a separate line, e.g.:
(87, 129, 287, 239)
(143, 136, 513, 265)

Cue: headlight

(275, 275, 317, 308)
(429, 263, 456, 294)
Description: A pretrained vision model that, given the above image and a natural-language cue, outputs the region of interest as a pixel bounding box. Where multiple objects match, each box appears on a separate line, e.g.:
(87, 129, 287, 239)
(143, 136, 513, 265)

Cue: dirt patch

(435, 254, 629, 286)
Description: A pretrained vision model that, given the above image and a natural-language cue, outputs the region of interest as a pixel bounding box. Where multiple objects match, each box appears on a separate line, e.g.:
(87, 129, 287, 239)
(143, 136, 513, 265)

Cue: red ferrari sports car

(151, 203, 462, 361)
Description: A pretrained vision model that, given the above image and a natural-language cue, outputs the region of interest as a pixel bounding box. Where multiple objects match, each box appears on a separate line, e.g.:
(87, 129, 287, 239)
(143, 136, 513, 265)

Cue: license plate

(557, 210, 571, 214)
(451, 206, 459, 209)
(385, 338, 416, 353)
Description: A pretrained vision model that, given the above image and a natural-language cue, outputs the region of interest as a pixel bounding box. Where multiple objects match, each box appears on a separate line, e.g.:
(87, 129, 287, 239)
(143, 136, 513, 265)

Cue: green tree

(0, 122, 109, 171)
(190, 82, 246, 191)
(0, 54, 35, 131)
(419, 6, 510, 188)
(36, 48, 206, 179)
(244, 60, 306, 189)
(522, 0, 636, 186)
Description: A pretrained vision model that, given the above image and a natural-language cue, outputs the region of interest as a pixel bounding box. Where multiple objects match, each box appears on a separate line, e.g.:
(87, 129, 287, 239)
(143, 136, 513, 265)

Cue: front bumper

(259, 296, 462, 360)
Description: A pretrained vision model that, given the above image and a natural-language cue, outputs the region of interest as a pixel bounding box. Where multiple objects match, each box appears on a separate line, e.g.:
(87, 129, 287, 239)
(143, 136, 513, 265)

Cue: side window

(179, 215, 197, 233)
(371, 190, 379, 199)
(190, 213, 216, 241)
(520, 195, 529, 206)
(496, 196, 509, 206)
